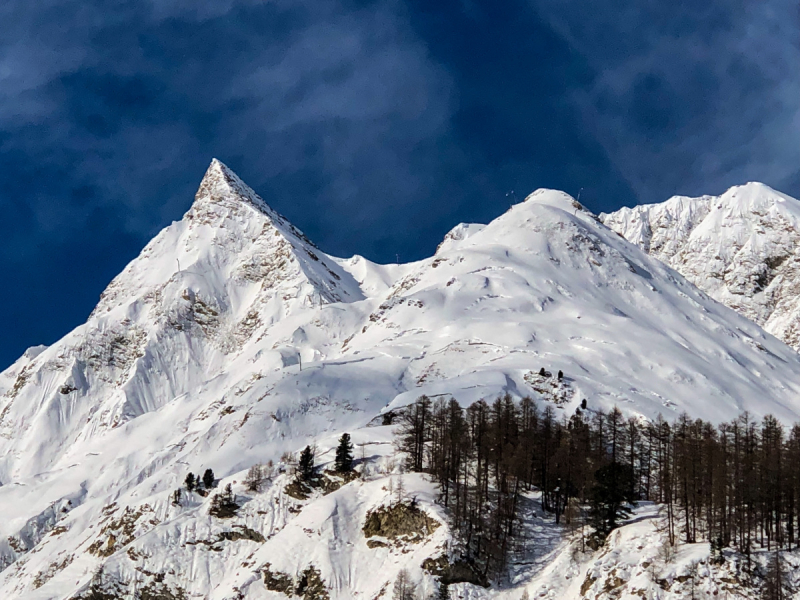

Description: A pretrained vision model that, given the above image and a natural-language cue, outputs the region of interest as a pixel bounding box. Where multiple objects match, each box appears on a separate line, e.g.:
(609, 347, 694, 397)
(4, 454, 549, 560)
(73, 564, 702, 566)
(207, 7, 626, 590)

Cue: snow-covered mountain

(2, 162, 800, 599)
(601, 182, 800, 350)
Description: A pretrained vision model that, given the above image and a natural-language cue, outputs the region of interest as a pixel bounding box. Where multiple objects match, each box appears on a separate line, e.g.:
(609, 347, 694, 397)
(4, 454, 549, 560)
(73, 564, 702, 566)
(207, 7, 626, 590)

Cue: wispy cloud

(532, 0, 800, 202)
(0, 0, 454, 258)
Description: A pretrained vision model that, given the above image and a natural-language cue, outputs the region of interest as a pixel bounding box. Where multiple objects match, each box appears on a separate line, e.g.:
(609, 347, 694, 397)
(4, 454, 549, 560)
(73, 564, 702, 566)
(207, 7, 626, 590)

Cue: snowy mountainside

(0, 159, 367, 481)
(348, 188, 800, 423)
(2, 163, 800, 598)
(458, 501, 795, 600)
(601, 182, 800, 350)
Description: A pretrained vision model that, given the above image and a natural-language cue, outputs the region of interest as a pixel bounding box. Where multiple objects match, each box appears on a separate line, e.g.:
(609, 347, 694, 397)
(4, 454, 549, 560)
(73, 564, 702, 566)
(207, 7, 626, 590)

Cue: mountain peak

(602, 182, 800, 349)
(716, 181, 799, 214)
(725, 181, 783, 197)
(193, 158, 273, 215)
(522, 188, 582, 211)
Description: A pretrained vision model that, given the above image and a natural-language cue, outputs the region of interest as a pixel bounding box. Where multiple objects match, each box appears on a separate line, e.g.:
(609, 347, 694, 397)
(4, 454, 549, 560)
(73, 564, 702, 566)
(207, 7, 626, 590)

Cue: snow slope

(601, 182, 800, 350)
(449, 500, 796, 600)
(2, 163, 800, 598)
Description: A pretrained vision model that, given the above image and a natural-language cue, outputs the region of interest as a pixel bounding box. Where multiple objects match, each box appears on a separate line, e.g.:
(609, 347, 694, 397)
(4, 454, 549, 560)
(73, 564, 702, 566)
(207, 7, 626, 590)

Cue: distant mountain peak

(724, 180, 784, 197)
(522, 188, 579, 207)
(602, 182, 800, 349)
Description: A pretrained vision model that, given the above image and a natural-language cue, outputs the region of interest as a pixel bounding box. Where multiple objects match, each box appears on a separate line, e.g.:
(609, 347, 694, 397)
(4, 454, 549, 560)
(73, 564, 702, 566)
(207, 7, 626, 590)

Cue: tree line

(396, 394, 800, 578)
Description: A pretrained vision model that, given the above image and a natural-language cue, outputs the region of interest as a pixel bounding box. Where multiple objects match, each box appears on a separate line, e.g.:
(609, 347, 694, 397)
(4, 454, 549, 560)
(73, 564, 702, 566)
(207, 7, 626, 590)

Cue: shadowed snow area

(1, 162, 800, 598)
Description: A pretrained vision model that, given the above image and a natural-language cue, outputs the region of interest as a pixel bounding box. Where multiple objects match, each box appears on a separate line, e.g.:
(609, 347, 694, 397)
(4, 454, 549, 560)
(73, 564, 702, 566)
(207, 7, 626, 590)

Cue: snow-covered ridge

(601, 182, 800, 349)
(2, 165, 800, 598)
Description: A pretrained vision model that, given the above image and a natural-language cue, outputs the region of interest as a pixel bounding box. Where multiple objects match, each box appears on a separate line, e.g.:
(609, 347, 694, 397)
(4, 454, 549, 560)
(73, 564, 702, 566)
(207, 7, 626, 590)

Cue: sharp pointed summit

(95, 159, 362, 316)
(193, 158, 272, 214)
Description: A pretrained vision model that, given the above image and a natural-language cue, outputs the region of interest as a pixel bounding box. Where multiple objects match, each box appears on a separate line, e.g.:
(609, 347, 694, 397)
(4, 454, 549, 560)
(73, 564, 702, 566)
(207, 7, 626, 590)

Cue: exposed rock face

(260, 562, 330, 599)
(601, 183, 800, 349)
(363, 501, 441, 542)
(421, 555, 487, 587)
(295, 566, 329, 600)
(262, 564, 295, 595)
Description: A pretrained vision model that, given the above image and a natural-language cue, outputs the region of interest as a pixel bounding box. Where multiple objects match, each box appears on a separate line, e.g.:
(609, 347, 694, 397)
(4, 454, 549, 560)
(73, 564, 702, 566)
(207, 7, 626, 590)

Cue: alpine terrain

(601, 183, 800, 350)
(2, 161, 800, 600)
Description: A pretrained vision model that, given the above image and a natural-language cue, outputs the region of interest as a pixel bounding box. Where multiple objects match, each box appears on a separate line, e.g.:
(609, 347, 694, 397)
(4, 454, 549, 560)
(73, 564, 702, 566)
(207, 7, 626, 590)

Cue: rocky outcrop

(261, 564, 329, 600)
(422, 555, 487, 587)
(363, 501, 441, 543)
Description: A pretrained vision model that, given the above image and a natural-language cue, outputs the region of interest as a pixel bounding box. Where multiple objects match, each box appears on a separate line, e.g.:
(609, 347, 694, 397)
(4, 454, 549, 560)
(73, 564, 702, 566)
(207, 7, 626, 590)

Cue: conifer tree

(392, 569, 416, 600)
(184, 472, 196, 492)
(762, 550, 791, 600)
(244, 464, 265, 492)
(588, 461, 635, 541)
(395, 475, 406, 504)
(209, 483, 239, 518)
(299, 445, 315, 480)
(202, 468, 215, 489)
(223, 482, 234, 503)
(397, 396, 432, 472)
(335, 433, 354, 473)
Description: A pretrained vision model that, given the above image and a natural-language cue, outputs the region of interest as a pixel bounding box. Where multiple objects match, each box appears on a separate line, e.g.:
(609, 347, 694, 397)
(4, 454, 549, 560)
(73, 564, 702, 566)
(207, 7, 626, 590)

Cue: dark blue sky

(1, 0, 798, 368)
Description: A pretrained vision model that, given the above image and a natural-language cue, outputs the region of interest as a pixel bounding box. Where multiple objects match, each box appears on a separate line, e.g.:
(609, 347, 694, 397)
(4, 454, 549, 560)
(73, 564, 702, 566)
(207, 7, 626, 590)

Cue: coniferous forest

(396, 394, 800, 579)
